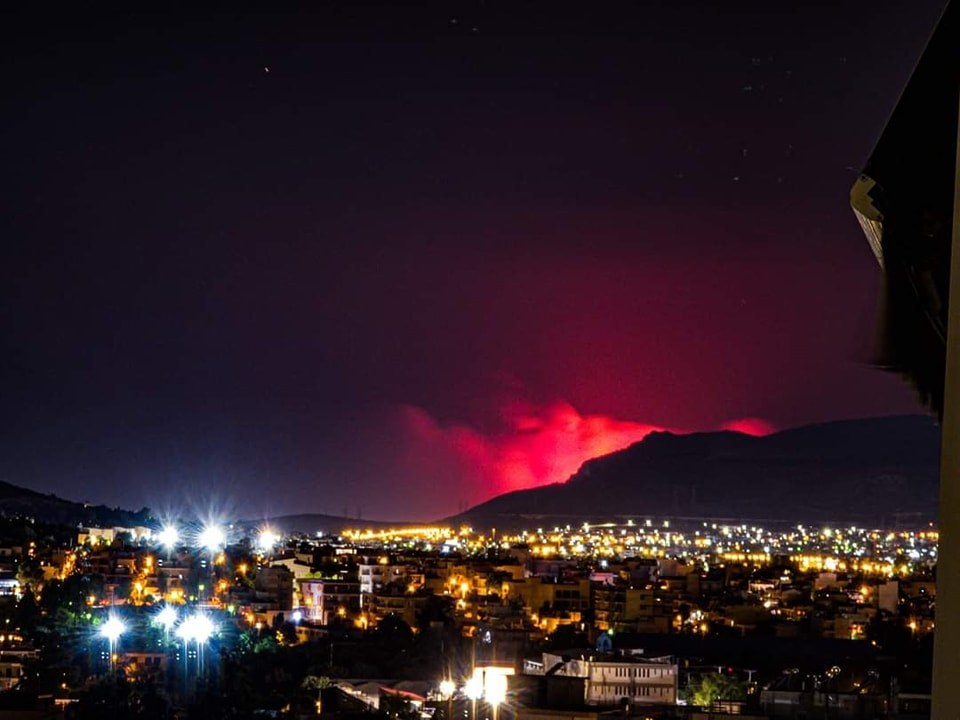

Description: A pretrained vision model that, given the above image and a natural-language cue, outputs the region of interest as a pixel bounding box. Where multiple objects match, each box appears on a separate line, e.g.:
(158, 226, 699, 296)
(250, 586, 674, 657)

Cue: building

(0, 661, 23, 690)
(593, 585, 672, 633)
(298, 577, 361, 624)
(529, 651, 678, 706)
(504, 577, 591, 615)
(367, 589, 431, 627)
(358, 558, 411, 596)
(255, 566, 294, 611)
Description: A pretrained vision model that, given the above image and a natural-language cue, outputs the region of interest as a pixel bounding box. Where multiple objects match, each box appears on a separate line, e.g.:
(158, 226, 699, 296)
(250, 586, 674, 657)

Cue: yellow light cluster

(342, 526, 455, 542)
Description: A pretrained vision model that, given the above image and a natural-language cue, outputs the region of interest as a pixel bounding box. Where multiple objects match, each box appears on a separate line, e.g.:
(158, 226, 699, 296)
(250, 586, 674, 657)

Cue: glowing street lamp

(440, 679, 456, 720)
(100, 616, 126, 643)
(155, 605, 178, 643)
(175, 616, 193, 682)
(174, 616, 193, 643)
(99, 616, 126, 670)
(463, 675, 483, 701)
(175, 612, 217, 676)
(486, 673, 508, 719)
(157, 525, 179, 551)
(257, 528, 280, 553)
(199, 524, 225, 552)
(464, 674, 482, 720)
(191, 614, 215, 644)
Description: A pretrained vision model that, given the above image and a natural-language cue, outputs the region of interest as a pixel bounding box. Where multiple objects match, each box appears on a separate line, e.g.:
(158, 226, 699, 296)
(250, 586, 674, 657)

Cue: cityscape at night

(3, 0, 960, 717)
(0, 509, 942, 717)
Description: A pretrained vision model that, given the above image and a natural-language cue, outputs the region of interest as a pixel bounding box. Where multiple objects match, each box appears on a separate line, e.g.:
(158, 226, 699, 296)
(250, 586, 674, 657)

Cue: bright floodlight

(291, 609, 303, 624)
(100, 616, 127, 642)
(174, 616, 194, 642)
(439, 680, 456, 699)
(156, 605, 178, 630)
(257, 528, 280, 552)
(176, 613, 216, 644)
(157, 525, 179, 550)
(486, 673, 508, 707)
(199, 524, 225, 551)
(464, 675, 483, 701)
(192, 614, 215, 644)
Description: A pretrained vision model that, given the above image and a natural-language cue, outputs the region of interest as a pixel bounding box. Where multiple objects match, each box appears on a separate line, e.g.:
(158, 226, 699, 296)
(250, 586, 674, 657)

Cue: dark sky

(0, 1, 945, 521)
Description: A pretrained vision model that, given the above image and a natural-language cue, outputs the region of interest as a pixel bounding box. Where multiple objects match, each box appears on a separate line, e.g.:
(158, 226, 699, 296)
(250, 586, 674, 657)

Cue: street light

(257, 528, 280, 553)
(157, 525, 179, 551)
(464, 675, 483, 720)
(99, 616, 126, 670)
(199, 524, 225, 552)
(156, 605, 178, 628)
(486, 673, 507, 720)
(176, 612, 217, 676)
(100, 616, 126, 643)
(439, 679, 456, 720)
(191, 614, 215, 644)
(155, 605, 178, 643)
(464, 676, 483, 701)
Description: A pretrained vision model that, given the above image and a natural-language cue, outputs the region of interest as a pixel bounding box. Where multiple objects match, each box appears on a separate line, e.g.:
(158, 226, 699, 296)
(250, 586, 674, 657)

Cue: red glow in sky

(399, 400, 664, 507)
(396, 400, 776, 517)
(490, 400, 667, 494)
(720, 417, 776, 436)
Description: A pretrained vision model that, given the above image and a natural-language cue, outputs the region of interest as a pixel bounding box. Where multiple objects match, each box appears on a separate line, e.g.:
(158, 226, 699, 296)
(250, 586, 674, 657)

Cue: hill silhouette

(0, 480, 153, 527)
(448, 415, 939, 530)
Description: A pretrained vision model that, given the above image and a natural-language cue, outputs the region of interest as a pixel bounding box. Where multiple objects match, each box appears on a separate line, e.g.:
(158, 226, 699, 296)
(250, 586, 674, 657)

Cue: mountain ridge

(447, 415, 940, 530)
(0, 479, 153, 528)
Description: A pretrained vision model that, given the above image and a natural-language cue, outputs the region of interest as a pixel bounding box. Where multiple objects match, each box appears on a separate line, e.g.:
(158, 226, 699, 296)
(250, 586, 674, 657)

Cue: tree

(300, 675, 332, 715)
(380, 692, 421, 720)
(16, 558, 45, 598)
(302, 675, 332, 692)
(685, 672, 746, 709)
(416, 594, 454, 630)
(373, 614, 414, 647)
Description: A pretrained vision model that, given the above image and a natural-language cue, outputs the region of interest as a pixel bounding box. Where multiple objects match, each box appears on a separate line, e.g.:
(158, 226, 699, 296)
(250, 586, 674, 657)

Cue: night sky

(0, 1, 946, 521)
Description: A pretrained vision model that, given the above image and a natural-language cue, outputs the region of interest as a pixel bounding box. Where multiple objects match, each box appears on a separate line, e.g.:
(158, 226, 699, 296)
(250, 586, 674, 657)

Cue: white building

(535, 652, 678, 706)
(357, 561, 408, 596)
